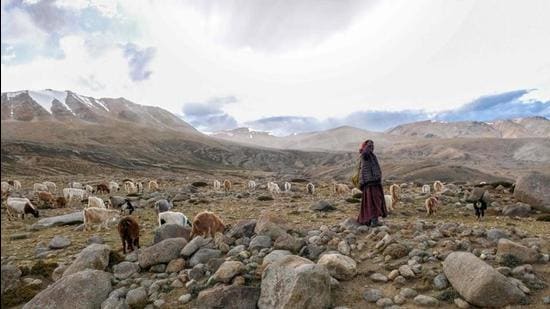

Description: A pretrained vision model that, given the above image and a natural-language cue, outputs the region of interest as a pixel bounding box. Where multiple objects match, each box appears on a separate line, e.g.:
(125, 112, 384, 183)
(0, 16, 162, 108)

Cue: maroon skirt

(357, 184, 388, 225)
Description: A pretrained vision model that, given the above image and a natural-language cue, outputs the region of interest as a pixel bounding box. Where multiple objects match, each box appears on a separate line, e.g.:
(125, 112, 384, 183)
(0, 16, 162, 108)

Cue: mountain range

(2, 89, 549, 183)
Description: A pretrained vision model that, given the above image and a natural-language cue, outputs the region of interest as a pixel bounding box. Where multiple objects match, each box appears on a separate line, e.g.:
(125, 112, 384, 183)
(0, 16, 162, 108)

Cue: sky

(1, 0, 550, 134)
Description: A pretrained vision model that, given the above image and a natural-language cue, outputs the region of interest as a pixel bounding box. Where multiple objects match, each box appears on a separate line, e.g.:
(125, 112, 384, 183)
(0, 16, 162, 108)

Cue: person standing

(357, 140, 388, 226)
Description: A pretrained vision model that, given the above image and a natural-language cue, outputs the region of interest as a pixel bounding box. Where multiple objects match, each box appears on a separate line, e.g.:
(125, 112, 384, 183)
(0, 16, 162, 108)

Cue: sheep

(69, 182, 83, 189)
(334, 183, 350, 196)
(466, 187, 490, 220)
(351, 188, 362, 196)
(33, 183, 48, 192)
(36, 191, 56, 207)
(148, 180, 159, 191)
(306, 183, 315, 195)
(42, 181, 56, 193)
(384, 195, 395, 213)
(96, 184, 110, 195)
(425, 196, 439, 216)
(87, 196, 106, 209)
(284, 182, 291, 192)
(248, 180, 256, 191)
(118, 216, 140, 254)
(83, 207, 121, 231)
(223, 180, 232, 192)
(10, 180, 22, 191)
(154, 199, 172, 214)
(422, 184, 431, 194)
(56, 197, 67, 208)
(83, 184, 94, 194)
(6, 197, 39, 220)
(136, 182, 143, 193)
(213, 180, 221, 191)
(63, 188, 88, 204)
(109, 181, 120, 193)
(190, 211, 225, 239)
(389, 184, 400, 207)
(124, 181, 137, 194)
(433, 181, 444, 193)
(1, 181, 9, 194)
(158, 211, 191, 227)
(268, 182, 281, 195)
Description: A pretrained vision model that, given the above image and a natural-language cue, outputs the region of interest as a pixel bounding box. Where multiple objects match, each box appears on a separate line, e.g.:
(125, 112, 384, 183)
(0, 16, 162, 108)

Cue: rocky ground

(1, 175, 549, 308)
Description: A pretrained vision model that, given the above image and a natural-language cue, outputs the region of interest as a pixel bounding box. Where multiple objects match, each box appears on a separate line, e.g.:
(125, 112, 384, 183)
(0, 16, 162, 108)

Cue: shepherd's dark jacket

(360, 149, 382, 187)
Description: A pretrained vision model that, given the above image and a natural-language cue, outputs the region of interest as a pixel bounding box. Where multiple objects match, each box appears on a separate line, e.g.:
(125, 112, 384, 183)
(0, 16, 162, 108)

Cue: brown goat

(36, 191, 56, 207)
(425, 196, 439, 216)
(55, 197, 67, 208)
(190, 211, 225, 239)
(96, 184, 110, 195)
(117, 216, 140, 254)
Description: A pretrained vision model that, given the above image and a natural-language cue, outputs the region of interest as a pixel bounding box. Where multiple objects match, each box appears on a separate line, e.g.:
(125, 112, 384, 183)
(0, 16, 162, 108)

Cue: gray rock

(188, 248, 222, 267)
(502, 203, 531, 217)
(126, 287, 148, 308)
(212, 261, 245, 283)
(179, 294, 192, 303)
(413, 295, 439, 307)
(227, 219, 257, 238)
(113, 262, 140, 280)
(274, 233, 305, 253)
(543, 296, 550, 304)
(497, 238, 539, 264)
(514, 172, 550, 212)
(24, 270, 112, 309)
(311, 200, 336, 212)
(49, 236, 71, 249)
(433, 273, 449, 290)
(165, 258, 185, 273)
(454, 298, 470, 309)
(180, 236, 210, 257)
(363, 288, 383, 303)
(376, 298, 393, 307)
(258, 255, 331, 309)
(138, 238, 188, 269)
(383, 243, 409, 259)
(150, 264, 166, 273)
(249, 235, 272, 251)
(399, 288, 417, 298)
(227, 245, 246, 257)
(398, 265, 415, 278)
(189, 264, 207, 281)
(63, 244, 111, 277)
(486, 228, 508, 242)
(153, 224, 191, 244)
(1, 264, 21, 295)
(198, 285, 260, 309)
(254, 210, 290, 240)
(443, 251, 526, 307)
(317, 253, 357, 281)
(101, 294, 128, 309)
(262, 250, 292, 269)
(88, 235, 105, 245)
(30, 211, 83, 230)
(370, 273, 388, 283)
(300, 244, 325, 260)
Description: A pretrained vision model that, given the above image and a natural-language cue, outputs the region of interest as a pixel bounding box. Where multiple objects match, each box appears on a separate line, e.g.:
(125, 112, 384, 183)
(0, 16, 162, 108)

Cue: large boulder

(30, 212, 83, 230)
(153, 224, 191, 244)
(180, 236, 210, 257)
(188, 248, 222, 267)
(261, 250, 292, 269)
(502, 203, 531, 217)
(113, 262, 140, 280)
(226, 219, 257, 238)
(514, 172, 550, 212)
(212, 261, 245, 283)
(255, 210, 290, 240)
(497, 239, 540, 264)
(443, 252, 525, 307)
(23, 270, 112, 309)
(317, 253, 357, 281)
(138, 238, 187, 269)
(258, 255, 331, 309)
(63, 244, 111, 277)
(197, 285, 260, 309)
(1, 265, 21, 295)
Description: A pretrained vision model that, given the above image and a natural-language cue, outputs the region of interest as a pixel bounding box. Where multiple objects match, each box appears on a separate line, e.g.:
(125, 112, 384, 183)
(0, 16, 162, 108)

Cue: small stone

(166, 258, 185, 273)
(399, 288, 417, 299)
(454, 298, 470, 308)
(393, 294, 406, 305)
(370, 273, 388, 283)
(171, 279, 184, 288)
(414, 295, 439, 307)
(49, 236, 71, 249)
(126, 287, 148, 308)
(388, 269, 400, 280)
(376, 298, 393, 307)
(433, 273, 449, 290)
(363, 288, 383, 303)
(150, 264, 166, 273)
(87, 235, 104, 245)
(179, 293, 192, 303)
(398, 265, 415, 278)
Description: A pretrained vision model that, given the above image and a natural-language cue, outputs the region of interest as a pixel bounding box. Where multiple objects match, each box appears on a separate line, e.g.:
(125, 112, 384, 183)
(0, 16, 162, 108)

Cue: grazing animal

(213, 180, 221, 191)
(42, 181, 56, 193)
(466, 187, 490, 220)
(223, 180, 232, 192)
(248, 180, 256, 191)
(422, 184, 431, 194)
(83, 207, 121, 231)
(148, 180, 159, 191)
(69, 182, 83, 189)
(121, 199, 136, 215)
(433, 181, 444, 193)
(351, 188, 362, 196)
(6, 197, 39, 220)
(136, 182, 143, 193)
(96, 184, 110, 194)
(334, 183, 350, 196)
(306, 183, 315, 195)
(158, 211, 191, 227)
(268, 182, 281, 195)
(124, 181, 137, 194)
(56, 197, 67, 208)
(87, 196, 106, 209)
(33, 183, 48, 192)
(36, 191, 56, 207)
(154, 199, 172, 214)
(190, 211, 225, 238)
(108, 181, 120, 193)
(63, 188, 88, 204)
(11, 180, 22, 191)
(118, 216, 140, 254)
(384, 195, 395, 213)
(284, 182, 292, 192)
(425, 196, 439, 216)
(1, 181, 10, 194)
(389, 184, 400, 206)
(85, 184, 95, 194)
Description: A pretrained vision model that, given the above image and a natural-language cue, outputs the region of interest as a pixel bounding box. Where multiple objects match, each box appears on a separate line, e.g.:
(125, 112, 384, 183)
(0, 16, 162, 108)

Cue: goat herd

(1, 177, 465, 256)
